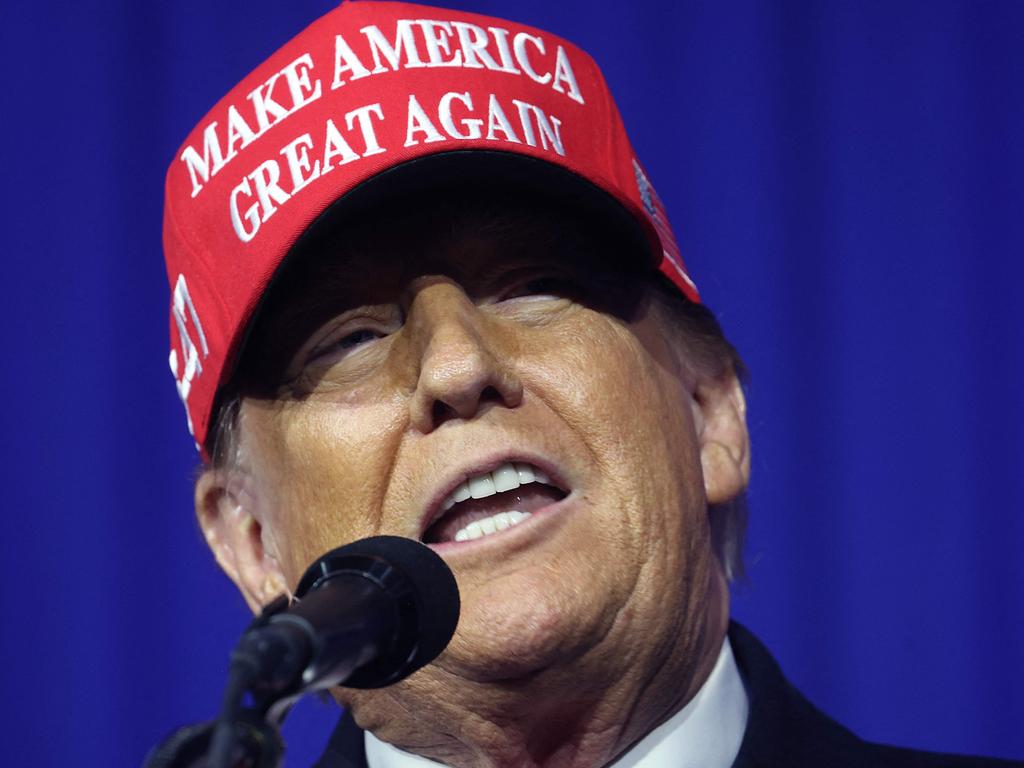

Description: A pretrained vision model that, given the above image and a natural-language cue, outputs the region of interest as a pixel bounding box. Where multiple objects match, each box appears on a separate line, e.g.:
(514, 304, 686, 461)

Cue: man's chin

(434, 585, 617, 685)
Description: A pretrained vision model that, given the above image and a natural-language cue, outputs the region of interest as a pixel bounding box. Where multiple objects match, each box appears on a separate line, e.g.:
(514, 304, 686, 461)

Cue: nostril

(431, 400, 457, 425)
(429, 385, 507, 427)
(479, 385, 502, 404)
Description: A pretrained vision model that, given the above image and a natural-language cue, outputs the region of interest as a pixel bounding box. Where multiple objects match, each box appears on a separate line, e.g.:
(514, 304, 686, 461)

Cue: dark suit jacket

(313, 622, 1022, 767)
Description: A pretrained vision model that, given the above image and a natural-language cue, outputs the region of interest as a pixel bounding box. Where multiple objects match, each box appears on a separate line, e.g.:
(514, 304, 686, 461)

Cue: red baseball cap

(163, 0, 700, 455)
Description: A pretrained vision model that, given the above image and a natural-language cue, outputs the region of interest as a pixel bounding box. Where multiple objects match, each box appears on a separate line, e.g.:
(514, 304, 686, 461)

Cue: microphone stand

(143, 596, 295, 768)
(143, 535, 460, 768)
(140, 710, 284, 768)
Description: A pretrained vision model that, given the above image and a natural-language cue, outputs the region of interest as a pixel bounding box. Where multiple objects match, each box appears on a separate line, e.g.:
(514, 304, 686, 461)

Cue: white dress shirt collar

(365, 636, 748, 768)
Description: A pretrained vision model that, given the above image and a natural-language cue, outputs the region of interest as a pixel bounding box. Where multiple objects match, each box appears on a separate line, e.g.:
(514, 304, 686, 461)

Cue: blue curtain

(2, 1, 1020, 765)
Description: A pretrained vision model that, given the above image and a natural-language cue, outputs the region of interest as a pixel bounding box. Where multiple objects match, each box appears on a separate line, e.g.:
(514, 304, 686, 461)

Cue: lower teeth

(454, 510, 532, 542)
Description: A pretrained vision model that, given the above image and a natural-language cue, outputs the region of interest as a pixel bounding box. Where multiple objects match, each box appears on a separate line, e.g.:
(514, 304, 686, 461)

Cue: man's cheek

(280, 468, 381, 559)
(562, 327, 668, 422)
(271, 413, 402, 572)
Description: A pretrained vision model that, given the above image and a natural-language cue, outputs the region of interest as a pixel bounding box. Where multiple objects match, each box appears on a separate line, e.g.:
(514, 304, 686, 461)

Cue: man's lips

(418, 455, 570, 542)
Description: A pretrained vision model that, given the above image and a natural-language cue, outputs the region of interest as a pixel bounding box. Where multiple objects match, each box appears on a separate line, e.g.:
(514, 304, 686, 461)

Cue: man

(162, 3, 1020, 766)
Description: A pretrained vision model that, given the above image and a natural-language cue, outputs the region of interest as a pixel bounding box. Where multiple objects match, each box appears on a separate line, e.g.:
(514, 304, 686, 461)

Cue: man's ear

(195, 468, 289, 614)
(695, 370, 750, 505)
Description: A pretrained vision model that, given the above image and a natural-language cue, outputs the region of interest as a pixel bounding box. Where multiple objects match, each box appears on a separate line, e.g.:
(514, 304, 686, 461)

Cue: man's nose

(405, 278, 523, 434)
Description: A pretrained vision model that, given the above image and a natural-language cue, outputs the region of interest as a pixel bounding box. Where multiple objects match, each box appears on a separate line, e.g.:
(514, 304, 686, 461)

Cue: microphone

(199, 536, 459, 768)
(234, 535, 460, 699)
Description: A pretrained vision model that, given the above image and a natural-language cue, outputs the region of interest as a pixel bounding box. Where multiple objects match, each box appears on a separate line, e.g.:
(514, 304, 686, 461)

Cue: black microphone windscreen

(295, 536, 460, 688)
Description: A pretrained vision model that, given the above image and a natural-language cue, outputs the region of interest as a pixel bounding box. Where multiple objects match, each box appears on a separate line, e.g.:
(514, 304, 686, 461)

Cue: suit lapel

(728, 622, 871, 768)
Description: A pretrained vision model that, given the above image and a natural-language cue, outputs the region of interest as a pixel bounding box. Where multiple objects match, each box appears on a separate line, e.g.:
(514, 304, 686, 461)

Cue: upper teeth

(441, 462, 552, 511)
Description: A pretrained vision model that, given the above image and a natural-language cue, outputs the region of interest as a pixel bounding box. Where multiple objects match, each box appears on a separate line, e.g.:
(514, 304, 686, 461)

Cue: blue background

(2, 1, 1021, 765)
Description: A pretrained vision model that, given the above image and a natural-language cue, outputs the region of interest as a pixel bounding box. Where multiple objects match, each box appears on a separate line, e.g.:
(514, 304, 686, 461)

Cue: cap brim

(291, 149, 658, 268)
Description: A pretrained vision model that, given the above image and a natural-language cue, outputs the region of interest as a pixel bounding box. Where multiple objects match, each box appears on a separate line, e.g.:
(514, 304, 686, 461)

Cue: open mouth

(422, 462, 568, 544)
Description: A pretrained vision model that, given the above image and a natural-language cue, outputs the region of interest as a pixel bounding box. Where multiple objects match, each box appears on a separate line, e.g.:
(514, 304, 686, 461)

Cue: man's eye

(309, 328, 385, 363)
(335, 328, 381, 350)
(502, 277, 576, 301)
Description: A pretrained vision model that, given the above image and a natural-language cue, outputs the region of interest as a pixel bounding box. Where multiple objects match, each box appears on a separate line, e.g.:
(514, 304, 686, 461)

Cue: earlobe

(195, 469, 288, 613)
(696, 372, 750, 505)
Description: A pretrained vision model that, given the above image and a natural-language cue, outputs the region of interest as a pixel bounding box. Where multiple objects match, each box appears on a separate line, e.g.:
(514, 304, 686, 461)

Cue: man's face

(206, 192, 745, 731)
